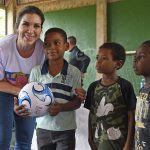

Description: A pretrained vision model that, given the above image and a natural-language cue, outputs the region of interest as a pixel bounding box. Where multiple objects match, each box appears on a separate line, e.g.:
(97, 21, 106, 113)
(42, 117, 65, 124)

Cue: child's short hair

(140, 40, 150, 52)
(99, 42, 126, 69)
(44, 27, 67, 42)
(141, 40, 150, 46)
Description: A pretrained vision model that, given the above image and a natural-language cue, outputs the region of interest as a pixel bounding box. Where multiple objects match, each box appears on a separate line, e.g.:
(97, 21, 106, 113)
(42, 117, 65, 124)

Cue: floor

(75, 105, 91, 150)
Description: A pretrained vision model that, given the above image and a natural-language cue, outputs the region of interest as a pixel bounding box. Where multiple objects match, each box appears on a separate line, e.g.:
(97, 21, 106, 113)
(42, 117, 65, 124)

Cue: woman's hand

(14, 97, 31, 117)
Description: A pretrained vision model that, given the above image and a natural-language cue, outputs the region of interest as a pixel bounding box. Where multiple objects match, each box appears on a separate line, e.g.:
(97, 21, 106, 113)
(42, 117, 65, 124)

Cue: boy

(84, 42, 137, 150)
(29, 28, 83, 150)
(133, 40, 150, 150)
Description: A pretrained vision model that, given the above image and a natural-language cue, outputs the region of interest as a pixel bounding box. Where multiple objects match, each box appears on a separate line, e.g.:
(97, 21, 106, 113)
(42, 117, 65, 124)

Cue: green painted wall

(42, 1, 149, 94)
(108, 0, 150, 50)
(107, 0, 150, 94)
(43, 6, 96, 89)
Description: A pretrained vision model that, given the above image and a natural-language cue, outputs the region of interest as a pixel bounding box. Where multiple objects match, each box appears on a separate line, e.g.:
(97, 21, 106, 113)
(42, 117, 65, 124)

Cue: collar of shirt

(41, 59, 68, 76)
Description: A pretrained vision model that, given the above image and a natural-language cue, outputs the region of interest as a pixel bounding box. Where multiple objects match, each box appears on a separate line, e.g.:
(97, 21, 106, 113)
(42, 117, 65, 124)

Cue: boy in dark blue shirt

(133, 40, 150, 150)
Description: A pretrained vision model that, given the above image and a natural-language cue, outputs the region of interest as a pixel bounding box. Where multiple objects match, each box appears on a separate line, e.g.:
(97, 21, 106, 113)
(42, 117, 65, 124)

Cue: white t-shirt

(0, 34, 45, 87)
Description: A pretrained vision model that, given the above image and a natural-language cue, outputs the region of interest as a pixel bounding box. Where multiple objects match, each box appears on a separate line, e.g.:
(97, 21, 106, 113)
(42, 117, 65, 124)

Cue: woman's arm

(0, 80, 28, 117)
(48, 96, 81, 116)
(0, 80, 20, 95)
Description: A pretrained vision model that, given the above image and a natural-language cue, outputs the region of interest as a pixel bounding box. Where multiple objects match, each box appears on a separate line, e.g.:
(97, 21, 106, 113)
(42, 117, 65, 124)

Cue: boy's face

(44, 32, 68, 61)
(133, 47, 150, 76)
(96, 48, 120, 74)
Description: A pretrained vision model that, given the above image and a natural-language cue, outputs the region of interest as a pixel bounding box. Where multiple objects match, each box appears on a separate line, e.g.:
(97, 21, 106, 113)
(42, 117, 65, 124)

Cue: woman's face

(16, 13, 42, 47)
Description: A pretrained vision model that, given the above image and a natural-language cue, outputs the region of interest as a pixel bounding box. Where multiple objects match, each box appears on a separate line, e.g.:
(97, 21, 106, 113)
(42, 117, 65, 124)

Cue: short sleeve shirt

(0, 34, 45, 87)
(29, 59, 81, 131)
(84, 77, 137, 150)
(135, 86, 150, 150)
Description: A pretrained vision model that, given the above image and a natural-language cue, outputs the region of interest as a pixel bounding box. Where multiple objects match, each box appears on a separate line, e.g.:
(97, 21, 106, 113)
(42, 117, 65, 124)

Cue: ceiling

(0, 0, 121, 9)
(0, 0, 47, 6)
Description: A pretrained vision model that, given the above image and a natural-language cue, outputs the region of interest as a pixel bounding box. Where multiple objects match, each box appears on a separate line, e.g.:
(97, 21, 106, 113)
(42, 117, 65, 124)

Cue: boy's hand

(14, 97, 31, 117)
(75, 88, 86, 103)
(80, 72, 85, 78)
(48, 102, 63, 116)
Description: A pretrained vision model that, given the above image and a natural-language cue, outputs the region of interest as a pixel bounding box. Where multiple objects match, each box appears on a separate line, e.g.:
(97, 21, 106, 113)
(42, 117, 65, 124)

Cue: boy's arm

(48, 63, 84, 116)
(48, 87, 86, 116)
(48, 96, 81, 116)
(123, 110, 135, 150)
(88, 114, 97, 150)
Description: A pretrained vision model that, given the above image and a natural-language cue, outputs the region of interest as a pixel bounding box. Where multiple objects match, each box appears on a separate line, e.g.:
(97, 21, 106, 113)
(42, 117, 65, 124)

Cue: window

(0, 8, 5, 38)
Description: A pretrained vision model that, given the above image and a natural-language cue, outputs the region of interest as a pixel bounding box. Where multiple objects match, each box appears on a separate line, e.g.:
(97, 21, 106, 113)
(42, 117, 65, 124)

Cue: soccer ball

(18, 81, 54, 117)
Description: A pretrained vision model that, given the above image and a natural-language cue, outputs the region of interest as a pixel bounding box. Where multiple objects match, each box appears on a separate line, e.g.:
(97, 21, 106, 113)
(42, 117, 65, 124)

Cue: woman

(0, 6, 45, 150)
